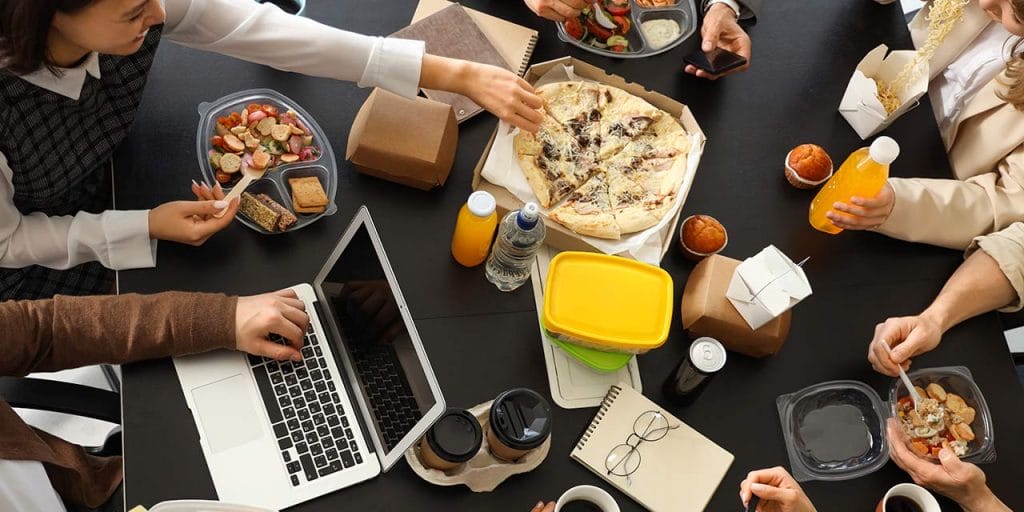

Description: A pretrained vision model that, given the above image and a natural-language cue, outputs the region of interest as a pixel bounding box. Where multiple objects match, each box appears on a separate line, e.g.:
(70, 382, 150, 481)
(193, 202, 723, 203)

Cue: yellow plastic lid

(542, 252, 673, 352)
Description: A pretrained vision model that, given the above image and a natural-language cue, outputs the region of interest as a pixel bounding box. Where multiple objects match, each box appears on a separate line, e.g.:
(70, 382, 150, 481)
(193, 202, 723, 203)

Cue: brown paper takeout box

(681, 254, 791, 358)
(347, 88, 458, 191)
(472, 56, 706, 258)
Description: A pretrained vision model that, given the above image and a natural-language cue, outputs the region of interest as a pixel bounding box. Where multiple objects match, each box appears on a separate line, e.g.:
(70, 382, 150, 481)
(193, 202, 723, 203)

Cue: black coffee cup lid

(426, 408, 482, 463)
(490, 388, 552, 450)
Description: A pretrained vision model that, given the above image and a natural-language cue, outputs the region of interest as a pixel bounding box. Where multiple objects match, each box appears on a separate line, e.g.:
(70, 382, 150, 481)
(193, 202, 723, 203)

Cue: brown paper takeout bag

(347, 88, 458, 191)
(681, 255, 791, 358)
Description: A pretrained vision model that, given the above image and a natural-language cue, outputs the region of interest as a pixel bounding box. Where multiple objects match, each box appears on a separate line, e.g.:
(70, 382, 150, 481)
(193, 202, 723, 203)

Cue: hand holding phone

(683, 47, 748, 77)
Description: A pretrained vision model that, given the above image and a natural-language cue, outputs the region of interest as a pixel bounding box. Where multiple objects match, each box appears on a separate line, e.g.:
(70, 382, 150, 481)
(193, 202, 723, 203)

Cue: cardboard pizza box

(347, 88, 458, 191)
(471, 56, 706, 260)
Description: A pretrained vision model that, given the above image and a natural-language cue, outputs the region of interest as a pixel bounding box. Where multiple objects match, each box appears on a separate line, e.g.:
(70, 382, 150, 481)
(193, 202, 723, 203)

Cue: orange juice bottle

(451, 191, 498, 267)
(809, 136, 899, 234)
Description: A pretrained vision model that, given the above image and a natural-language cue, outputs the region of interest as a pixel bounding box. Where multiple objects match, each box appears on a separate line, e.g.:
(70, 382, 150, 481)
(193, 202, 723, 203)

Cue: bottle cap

(868, 136, 900, 165)
(517, 202, 540, 229)
(467, 191, 496, 218)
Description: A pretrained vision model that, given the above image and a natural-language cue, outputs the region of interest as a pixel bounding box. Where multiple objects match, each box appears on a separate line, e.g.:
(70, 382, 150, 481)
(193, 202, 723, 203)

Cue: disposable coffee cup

(555, 485, 620, 512)
(487, 388, 552, 461)
(419, 408, 482, 471)
(874, 483, 941, 512)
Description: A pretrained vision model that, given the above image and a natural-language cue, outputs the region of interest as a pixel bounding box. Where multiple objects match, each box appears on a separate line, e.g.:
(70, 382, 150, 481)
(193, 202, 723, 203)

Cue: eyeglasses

(604, 410, 680, 485)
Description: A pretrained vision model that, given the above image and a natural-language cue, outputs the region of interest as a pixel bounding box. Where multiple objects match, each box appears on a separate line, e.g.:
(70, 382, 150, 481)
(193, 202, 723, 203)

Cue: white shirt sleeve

(162, 0, 425, 98)
(0, 459, 67, 512)
(0, 152, 157, 271)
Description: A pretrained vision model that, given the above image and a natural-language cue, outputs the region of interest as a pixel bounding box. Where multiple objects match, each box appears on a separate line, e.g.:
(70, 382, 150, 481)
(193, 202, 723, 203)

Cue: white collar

(18, 52, 101, 101)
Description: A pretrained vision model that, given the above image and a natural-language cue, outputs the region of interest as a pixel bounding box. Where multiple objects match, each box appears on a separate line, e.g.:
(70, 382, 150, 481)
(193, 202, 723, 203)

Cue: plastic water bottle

(485, 203, 546, 292)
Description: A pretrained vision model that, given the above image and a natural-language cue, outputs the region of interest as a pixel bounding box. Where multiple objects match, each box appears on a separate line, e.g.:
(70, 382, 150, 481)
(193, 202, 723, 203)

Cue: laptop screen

(318, 223, 437, 455)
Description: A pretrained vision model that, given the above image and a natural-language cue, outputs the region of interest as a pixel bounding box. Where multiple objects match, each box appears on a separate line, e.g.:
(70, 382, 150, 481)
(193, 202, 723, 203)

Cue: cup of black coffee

(874, 483, 940, 512)
(555, 485, 619, 512)
(255, 0, 305, 15)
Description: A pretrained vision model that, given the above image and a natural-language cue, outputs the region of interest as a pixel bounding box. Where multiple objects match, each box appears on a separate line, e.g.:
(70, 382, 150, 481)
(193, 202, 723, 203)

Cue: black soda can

(662, 337, 727, 405)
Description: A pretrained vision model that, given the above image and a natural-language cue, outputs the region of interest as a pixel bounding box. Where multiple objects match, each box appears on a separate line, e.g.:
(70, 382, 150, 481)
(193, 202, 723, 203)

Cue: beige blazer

(876, 1, 1024, 250)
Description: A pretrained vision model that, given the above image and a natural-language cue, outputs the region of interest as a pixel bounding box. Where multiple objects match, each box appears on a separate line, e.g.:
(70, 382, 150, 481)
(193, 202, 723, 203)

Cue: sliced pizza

(538, 81, 604, 124)
(549, 173, 620, 240)
(606, 167, 673, 234)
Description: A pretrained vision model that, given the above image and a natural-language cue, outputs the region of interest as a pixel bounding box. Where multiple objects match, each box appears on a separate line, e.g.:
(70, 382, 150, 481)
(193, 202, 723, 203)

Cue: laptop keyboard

(348, 342, 421, 452)
(249, 324, 363, 487)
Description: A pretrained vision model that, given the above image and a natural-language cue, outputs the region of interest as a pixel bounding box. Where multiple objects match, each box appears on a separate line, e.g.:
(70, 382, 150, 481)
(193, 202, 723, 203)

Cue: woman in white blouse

(827, 0, 1024, 251)
(0, 0, 543, 299)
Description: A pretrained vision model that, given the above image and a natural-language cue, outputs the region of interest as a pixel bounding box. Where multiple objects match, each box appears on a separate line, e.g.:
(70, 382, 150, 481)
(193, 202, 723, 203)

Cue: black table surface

(116, 1, 1024, 510)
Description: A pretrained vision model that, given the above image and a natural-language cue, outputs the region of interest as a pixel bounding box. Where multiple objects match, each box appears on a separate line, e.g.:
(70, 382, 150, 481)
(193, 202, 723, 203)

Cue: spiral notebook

(571, 385, 734, 512)
(399, 0, 538, 122)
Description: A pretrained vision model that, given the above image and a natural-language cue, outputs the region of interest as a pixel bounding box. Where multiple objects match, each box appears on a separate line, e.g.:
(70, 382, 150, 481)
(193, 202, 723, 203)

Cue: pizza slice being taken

(538, 81, 605, 125)
(549, 173, 620, 240)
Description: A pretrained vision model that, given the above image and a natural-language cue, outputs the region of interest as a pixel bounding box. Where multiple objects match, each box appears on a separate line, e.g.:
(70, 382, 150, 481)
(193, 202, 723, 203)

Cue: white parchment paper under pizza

(480, 64, 702, 264)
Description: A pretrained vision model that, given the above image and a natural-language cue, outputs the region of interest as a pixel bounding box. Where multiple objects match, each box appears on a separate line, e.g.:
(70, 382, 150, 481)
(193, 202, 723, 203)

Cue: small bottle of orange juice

(809, 136, 899, 234)
(451, 191, 498, 267)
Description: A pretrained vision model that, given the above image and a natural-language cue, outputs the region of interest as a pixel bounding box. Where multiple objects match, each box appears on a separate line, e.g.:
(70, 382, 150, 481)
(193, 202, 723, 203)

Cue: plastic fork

(215, 161, 265, 218)
(883, 340, 922, 410)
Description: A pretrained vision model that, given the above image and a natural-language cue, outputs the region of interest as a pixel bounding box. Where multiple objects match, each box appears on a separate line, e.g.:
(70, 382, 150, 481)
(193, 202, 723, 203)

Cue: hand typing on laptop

(236, 289, 309, 362)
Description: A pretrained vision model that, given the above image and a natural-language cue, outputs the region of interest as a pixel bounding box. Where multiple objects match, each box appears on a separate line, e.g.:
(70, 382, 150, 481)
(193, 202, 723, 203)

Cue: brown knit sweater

(0, 292, 238, 508)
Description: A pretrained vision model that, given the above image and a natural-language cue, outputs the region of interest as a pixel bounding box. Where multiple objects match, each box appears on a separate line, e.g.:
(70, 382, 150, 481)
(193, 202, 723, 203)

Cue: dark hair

(0, 0, 94, 76)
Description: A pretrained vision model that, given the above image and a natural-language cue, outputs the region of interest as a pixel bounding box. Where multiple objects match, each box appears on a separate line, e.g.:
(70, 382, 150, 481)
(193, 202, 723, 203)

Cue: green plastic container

(542, 328, 633, 373)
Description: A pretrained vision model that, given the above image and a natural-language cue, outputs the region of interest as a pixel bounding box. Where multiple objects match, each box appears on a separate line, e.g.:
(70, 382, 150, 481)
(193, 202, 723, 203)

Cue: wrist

(919, 305, 951, 335)
(706, 0, 740, 19)
(960, 487, 1006, 512)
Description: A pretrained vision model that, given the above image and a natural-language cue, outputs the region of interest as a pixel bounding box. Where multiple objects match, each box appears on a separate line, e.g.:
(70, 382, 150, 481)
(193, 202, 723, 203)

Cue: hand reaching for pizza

(419, 55, 545, 133)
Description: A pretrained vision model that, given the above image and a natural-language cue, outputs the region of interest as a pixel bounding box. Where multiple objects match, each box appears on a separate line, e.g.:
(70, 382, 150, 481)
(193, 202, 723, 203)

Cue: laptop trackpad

(192, 374, 264, 454)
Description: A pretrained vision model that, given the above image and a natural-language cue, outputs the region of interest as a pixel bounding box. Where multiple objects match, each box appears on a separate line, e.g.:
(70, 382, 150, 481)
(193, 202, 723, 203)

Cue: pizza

(513, 81, 690, 240)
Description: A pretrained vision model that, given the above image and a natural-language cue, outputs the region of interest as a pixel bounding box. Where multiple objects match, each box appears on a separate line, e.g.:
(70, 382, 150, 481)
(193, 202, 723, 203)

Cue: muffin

(679, 215, 727, 260)
(785, 144, 833, 189)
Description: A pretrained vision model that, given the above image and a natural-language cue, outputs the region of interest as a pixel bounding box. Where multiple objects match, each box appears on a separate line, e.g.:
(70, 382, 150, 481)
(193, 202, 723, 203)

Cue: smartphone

(684, 47, 748, 75)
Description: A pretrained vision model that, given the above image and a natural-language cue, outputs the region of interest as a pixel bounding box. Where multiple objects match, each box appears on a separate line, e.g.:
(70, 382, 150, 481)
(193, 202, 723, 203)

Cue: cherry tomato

(605, 0, 630, 16)
(564, 17, 585, 40)
(585, 17, 613, 41)
(261, 104, 279, 116)
(211, 135, 224, 148)
(611, 15, 630, 35)
(610, 45, 626, 53)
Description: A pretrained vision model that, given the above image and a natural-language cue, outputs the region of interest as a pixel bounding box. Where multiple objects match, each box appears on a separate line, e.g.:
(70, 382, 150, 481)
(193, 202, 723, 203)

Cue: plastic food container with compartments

(555, 0, 697, 59)
(541, 252, 673, 356)
(196, 89, 338, 234)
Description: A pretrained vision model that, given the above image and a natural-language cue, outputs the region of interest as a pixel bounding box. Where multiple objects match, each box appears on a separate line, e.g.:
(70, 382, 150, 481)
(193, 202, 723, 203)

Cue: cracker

(288, 176, 328, 208)
(291, 189, 327, 214)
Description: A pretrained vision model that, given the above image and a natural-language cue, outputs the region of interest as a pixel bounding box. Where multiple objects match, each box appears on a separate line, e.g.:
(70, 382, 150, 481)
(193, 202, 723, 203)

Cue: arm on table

(0, 289, 310, 377)
(163, 0, 543, 131)
(868, 223, 1021, 376)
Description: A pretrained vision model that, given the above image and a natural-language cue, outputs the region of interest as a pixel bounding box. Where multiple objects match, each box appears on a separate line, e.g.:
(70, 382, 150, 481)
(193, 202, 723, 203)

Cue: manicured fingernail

(291, 354, 302, 362)
(191, 179, 199, 188)
(535, 502, 544, 509)
(214, 200, 228, 209)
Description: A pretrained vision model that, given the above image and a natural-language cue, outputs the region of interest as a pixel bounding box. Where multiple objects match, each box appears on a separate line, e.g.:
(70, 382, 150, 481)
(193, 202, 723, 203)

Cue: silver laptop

(173, 206, 445, 510)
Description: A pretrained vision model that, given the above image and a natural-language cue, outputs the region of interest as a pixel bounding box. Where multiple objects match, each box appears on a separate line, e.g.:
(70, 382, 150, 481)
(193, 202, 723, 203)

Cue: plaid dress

(0, 27, 164, 300)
